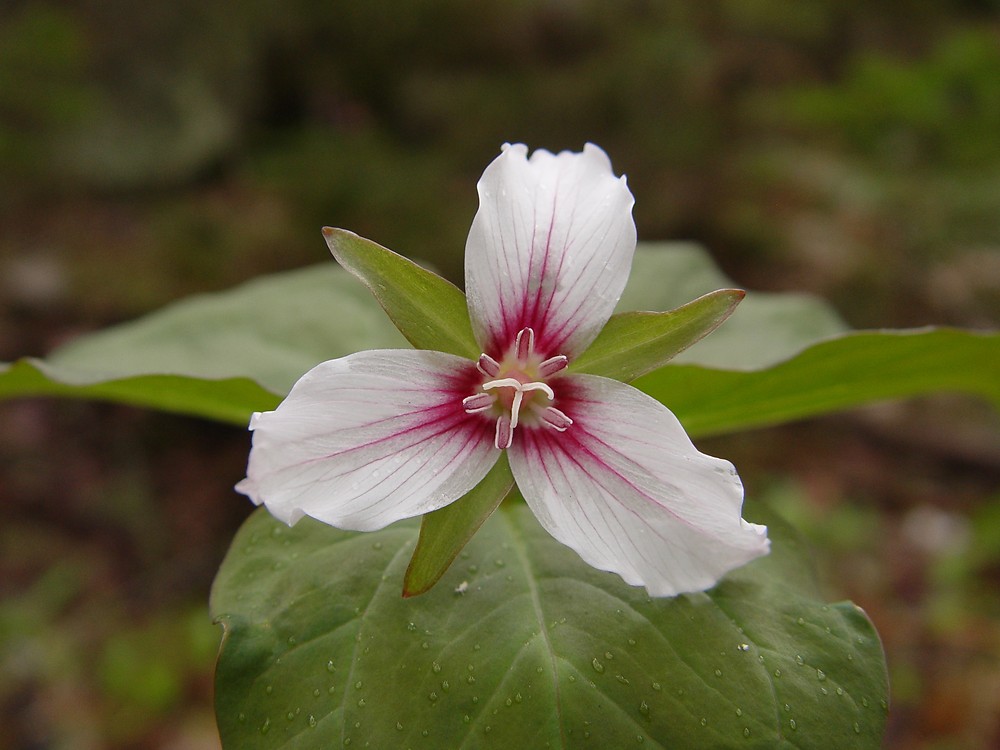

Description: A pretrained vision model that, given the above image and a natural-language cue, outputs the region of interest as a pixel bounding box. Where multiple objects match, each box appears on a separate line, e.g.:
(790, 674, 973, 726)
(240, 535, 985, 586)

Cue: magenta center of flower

(462, 327, 573, 449)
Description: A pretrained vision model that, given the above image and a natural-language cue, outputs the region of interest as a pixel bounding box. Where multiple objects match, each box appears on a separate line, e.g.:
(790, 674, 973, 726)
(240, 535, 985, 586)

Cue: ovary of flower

(462, 326, 573, 449)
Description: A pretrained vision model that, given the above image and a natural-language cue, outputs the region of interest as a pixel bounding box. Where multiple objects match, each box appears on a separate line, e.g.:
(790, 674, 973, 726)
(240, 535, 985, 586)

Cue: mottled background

(1, 1, 999, 747)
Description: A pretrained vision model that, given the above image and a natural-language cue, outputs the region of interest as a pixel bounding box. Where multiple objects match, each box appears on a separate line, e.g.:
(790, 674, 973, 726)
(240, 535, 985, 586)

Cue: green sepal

(571, 289, 745, 382)
(323, 227, 479, 359)
(402, 453, 515, 597)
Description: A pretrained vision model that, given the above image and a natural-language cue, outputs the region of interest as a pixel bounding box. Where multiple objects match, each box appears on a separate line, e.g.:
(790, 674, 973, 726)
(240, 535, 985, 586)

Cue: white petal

(465, 143, 636, 360)
(236, 350, 499, 531)
(508, 375, 769, 596)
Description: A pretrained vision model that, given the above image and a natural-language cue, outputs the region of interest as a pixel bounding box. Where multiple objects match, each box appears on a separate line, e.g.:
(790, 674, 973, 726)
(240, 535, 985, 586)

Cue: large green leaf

(640, 328, 1000, 438)
(0, 264, 407, 423)
(615, 243, 848, 370)
(212, 503, 888, 749)
(1, 244, 996, 440)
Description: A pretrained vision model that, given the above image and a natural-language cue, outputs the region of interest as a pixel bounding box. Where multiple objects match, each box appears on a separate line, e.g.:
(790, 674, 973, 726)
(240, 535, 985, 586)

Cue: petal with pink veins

(508, 375, 769, 596)
(465, 143, 637, 359)
(236, 350, 499, 531)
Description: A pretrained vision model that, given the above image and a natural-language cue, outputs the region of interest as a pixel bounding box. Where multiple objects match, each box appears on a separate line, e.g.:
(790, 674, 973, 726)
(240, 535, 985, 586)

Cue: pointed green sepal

(569, 288, 745, 382)
(323, 228, 480, 359)
(402, 453, 515, 597)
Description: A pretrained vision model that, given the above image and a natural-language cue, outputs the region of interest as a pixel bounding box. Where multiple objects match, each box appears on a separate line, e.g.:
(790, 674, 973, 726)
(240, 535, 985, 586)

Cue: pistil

(463, 326, 574, 449)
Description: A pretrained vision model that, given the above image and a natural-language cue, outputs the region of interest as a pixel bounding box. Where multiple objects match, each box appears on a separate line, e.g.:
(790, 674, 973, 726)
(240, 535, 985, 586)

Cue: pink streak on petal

(507, 374, 769, 597)
(236, 349, 499, 532)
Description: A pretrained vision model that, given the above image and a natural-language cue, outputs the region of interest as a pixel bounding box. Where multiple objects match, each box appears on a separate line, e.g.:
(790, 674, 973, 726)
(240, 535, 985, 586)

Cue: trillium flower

(237, 143, 769, 597)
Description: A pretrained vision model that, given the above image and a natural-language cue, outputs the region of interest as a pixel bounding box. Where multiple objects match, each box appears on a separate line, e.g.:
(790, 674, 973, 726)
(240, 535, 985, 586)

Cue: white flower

(237, 144, 769, 596)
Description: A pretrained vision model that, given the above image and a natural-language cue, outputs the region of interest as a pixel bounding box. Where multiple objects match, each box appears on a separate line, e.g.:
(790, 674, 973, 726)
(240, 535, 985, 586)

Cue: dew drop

(737, 643, 750, 652)
(568, 675, 577, 683)
(627, 638, 637, 646)
(428, 692, 438, 703)
(328, 685, 336, 694)
(591, 658, 605, 674)
(505, 697, 512, 707)
(432, 661, 442, 674)
(357, 698, 366, 707)
(880, 698, 889, 712)
(467, 663, 475, 672)
(313, 688, 321, 698)
(797, 617, 805, 626)
(536, 666, 544, 675)
(287, 636, 297, 646)
(441, 680, 450, 691)
(862, 696, 870, 708)
(485, 725, 492, 734)
(735, 708, 743, 717)
(795, 654, 804, 666)
(789, 719, 797, 730)
(700, 718, 708, 727)
(714, 669, 723, 678)
(308, 715, 317, 728)
(260, 718, 271, 735)
(421, 729, 429, 737)
(473, 644, 481, 651)
(783, 703, 791, 713)
(343, 739, 351, 747)
(421, 642, 429, 650)
(494, 558, 505, 568)
(616, 674, 630, 685)
(604, 651, 614, 660)
(636, 735, 645, 743)
(515, 692, 523, 703)
(354, 680, 363, 690)
(743, 727, 751, 738)
(853, 722, 861, 734)
(238, 712, 246, 723)
(286, 711, 295, 721)
(836, 687, 844, 696)
(651, 681, 662, 691)
(639, 700, 650, 717)
(820, 687, 829, 696)
(395, 722, 403, 731)
(472, 696, 479, 704)
(774, 669, 782, 678)
(816, 669, 827, 681)
(407, 622, 417, 632)
(467, 675, 476, 684)
(463, 714, 471, 724)
(265, 685, 273, 695)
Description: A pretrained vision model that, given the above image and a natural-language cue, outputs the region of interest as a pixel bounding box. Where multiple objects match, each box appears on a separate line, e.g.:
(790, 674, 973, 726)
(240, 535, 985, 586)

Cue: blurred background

(1, 1, 999, 747)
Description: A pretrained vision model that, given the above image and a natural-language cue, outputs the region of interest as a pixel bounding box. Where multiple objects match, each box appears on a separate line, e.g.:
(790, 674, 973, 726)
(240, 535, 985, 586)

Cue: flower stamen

(477, 354, 501, 377)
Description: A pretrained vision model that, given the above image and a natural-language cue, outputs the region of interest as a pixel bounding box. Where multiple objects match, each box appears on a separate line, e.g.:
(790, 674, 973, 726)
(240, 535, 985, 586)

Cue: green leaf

(323, 227, 479, 359)
(1, 243, 996, 439)
(212, 504, 888, 749)
(615, 243, 848, 370)
(0, 358, 275, 425)
(0, 263, 407, 420)
(403, 453, 514, 598)
(571, 289, 745, 381)
(638, 327, 1000, 438)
